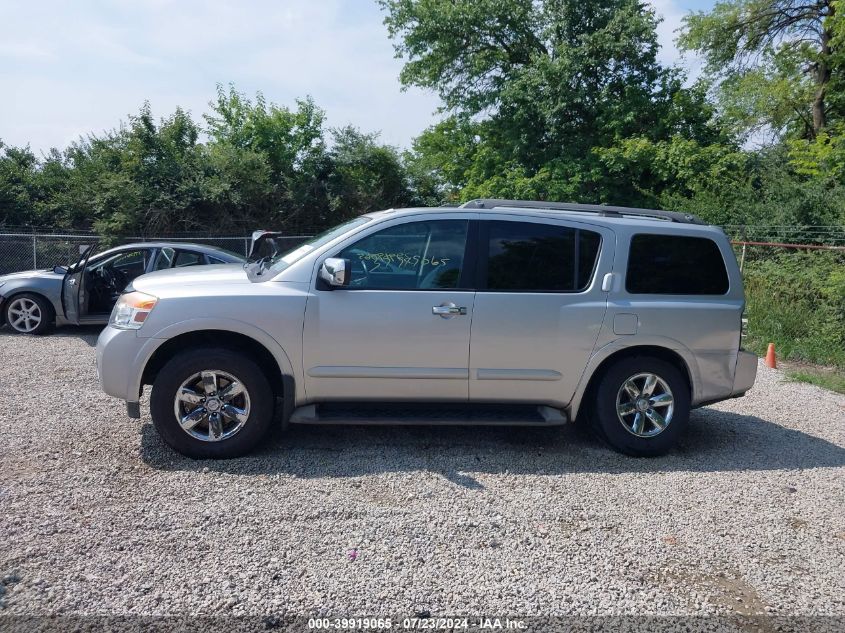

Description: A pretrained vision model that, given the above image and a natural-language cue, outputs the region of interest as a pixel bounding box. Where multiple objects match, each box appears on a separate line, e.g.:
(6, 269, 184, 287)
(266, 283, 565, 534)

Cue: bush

(743, 251, 845, 368)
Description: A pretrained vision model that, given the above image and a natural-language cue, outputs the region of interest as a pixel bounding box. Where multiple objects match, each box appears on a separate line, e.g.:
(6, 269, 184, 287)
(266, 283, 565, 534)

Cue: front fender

(0, 278, 63, 323)
(566, 335, 702, 421)
(129, 317, 299, 403)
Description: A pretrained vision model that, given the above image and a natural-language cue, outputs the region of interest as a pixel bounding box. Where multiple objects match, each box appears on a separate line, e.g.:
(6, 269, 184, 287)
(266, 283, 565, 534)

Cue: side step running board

(289, 403, 568, 426)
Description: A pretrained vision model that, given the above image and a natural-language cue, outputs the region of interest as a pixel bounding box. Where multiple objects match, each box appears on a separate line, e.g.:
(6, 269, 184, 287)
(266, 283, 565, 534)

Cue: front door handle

(432, 303, 467, 318)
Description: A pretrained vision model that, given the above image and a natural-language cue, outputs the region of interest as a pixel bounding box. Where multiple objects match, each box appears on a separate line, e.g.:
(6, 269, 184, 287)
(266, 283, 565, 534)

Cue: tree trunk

(812, 77, 828, 135)
(812, 23, 833, 135)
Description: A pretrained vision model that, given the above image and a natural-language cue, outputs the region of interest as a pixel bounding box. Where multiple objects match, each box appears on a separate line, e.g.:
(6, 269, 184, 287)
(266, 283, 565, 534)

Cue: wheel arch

(140, 329, 296, 423)
(569, 344, 695, 422)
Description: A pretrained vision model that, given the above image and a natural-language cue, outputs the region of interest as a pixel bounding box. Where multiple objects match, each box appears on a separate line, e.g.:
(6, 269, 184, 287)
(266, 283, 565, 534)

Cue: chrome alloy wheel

(615, 372, 675, 438)
(173, 370, 251, 442)
(7, 297, 42, 333)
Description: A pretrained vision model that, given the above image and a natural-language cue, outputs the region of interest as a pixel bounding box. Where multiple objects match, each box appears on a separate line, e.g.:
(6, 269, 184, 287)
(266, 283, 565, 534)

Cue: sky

(0, 0, 715, 156)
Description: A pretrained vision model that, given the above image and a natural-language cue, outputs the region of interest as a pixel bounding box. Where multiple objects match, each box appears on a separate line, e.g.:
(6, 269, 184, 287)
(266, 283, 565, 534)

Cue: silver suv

(96, 199, 757, 458)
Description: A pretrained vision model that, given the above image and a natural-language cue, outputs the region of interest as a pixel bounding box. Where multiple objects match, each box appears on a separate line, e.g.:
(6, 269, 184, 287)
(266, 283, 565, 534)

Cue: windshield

(253, 217, 371, 279)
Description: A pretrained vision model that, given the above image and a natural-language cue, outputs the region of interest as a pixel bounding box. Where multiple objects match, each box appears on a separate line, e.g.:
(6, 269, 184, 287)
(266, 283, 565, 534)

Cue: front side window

(626, 234, 729, 295)
(335, 220, 469, 290)
(484, 221, 601, 292)
(93, 249, 151, 280)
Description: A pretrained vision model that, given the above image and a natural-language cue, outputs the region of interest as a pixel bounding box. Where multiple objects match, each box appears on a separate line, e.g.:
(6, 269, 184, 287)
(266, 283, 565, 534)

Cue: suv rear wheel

(150, 348, 274, 458)
(591, 356, 690, 457)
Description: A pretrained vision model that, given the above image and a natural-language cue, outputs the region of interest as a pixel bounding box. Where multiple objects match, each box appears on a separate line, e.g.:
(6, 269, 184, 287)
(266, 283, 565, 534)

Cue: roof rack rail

(459, 199, 704, 224)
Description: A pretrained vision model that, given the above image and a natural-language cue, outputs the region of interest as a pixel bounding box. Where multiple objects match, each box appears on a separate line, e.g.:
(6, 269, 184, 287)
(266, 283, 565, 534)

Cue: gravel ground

(1, 326, 844, 629)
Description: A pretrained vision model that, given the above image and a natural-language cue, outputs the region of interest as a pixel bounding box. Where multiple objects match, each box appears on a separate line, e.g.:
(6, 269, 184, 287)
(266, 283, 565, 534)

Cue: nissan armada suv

(95, 199, 758, 458)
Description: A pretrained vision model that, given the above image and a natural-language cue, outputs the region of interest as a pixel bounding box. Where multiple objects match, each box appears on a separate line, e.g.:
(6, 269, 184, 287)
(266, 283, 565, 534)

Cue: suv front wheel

(150, 348, 274, 459)
(591, 356, 690, 457)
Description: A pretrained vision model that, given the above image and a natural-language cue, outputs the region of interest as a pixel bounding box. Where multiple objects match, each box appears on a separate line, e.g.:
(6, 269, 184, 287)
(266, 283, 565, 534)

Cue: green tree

(679, 0, 838, 139)
(204, 84, 334, 231)
(383, 0, 722, 204)
(327, 127, 412, 221)
(0, 141, 42, 227)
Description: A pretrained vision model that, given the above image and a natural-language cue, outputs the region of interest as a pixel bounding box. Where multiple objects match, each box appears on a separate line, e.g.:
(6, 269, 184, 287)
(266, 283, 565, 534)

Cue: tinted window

(626, 234, 729, 295)
(485, 221, 601, 292)
(336, 220, 469, 290)
(174, 250, 203, 268)
(154, 247, 175, 270)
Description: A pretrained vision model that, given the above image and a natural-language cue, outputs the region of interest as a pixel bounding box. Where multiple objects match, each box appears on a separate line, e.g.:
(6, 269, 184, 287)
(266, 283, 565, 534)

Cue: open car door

(62, 244, 96, 325)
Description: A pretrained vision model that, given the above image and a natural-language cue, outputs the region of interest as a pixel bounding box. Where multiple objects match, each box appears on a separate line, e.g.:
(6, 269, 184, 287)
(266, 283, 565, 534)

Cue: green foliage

(679, 0, 838, 138)
(328, 127, 412, 220)
(0, 85, 414, 236)
(786, 122, 845, 179)
(385, 0, 723, 204)
(785, 368, 845, 395)
(744, 251, 845, 367)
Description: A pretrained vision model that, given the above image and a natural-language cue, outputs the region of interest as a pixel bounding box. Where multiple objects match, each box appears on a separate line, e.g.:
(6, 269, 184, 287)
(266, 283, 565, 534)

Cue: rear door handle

(432, 303, 467, 318)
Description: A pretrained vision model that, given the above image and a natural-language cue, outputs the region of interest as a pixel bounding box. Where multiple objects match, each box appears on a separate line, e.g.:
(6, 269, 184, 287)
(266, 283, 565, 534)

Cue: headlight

(111, 291, 158, 329)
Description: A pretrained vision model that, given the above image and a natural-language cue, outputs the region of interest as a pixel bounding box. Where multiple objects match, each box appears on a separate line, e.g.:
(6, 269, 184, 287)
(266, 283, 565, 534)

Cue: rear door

(468, 217, 614, 407)
(61, 244, 95, 325)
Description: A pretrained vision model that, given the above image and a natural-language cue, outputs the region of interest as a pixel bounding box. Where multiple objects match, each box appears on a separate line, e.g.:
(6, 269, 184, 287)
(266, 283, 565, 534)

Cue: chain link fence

(0, 232, 313, 275)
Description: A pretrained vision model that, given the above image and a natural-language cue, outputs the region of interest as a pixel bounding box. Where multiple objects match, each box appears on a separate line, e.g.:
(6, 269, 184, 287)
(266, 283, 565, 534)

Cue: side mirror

(319, 258, 350, 288)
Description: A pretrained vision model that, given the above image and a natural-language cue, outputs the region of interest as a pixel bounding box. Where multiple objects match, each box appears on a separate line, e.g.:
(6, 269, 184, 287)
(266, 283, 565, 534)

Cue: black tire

(591, 356, 690, 457)
(150, 348, 274, 459)
(4, 293, 54, 335)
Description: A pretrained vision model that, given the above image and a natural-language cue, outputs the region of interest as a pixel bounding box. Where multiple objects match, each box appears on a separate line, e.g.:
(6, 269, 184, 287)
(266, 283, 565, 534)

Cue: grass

(784, 367, 845, 395)
(745, 334, 845, 394)
(741, 251, 845, 395)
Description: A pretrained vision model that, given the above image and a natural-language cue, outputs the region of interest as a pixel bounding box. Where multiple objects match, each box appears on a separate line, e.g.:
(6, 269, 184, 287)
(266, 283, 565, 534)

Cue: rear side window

(626, 234, 729, 295)
(154, 247, 175, 270)
(174, 250, 203, 268)
(484, 221, 601, 292)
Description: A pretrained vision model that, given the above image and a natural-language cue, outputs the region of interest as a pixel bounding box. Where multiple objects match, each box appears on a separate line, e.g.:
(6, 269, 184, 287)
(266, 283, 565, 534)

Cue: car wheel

(150, 348, 274, 459)
(4, 293, 54, 334)
(591, 356, 690, 457)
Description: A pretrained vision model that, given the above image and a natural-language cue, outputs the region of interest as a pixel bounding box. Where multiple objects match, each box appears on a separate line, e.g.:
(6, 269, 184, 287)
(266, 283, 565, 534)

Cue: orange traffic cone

(765, 343, 777, 369)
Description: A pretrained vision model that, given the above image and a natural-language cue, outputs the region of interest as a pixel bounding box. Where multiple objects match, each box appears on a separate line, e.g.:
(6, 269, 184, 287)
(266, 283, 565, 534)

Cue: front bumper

(96, 325, 144, 407)
(731, 350, 758, 396)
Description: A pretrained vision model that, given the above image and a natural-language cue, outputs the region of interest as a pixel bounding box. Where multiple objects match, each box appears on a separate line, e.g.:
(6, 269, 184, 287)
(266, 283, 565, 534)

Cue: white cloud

(0, 0, 441, 154)
(647, 0, 703, 80)
(1, 0, 704, 155)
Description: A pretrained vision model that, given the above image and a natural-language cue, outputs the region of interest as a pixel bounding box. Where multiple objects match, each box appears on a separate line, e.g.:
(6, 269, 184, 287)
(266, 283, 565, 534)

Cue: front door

(469, 218, 614, 407)
(61, 244, 95, 325)
(302, 217, 476, 402)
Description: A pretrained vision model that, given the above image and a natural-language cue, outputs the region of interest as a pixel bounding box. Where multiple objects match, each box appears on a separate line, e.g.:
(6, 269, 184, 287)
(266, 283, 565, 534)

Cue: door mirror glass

(319, 258, 350, 288)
